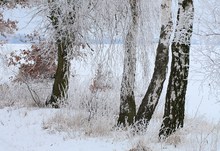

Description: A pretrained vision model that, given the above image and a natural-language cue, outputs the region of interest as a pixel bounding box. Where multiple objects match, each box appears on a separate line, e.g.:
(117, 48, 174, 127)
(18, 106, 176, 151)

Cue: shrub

(8, 44, 56, 81)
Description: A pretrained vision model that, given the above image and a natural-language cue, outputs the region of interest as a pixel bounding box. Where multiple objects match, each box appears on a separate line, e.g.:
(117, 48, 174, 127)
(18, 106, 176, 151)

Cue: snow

(0, 2, 220, 151)
(0, 108, 128, 151)
(0, 44, 219, 151)
(0, 44, 31, 84)
(0, 107, 219, 151)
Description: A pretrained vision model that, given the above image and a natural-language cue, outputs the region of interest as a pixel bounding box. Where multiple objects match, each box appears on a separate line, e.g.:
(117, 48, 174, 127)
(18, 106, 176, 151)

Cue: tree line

(1, 0, 196, 139)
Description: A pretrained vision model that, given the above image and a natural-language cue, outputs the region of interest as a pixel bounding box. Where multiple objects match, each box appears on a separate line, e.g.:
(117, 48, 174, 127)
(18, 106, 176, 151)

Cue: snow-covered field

(0, 1, 219, 150)
(0, 44, 220, 151)
(0, 107, 219, 151)
(0, 108, 130, 151)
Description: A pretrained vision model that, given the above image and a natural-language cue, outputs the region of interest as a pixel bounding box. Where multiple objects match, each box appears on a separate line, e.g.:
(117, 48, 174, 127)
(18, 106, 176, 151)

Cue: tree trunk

(46, 1, 73, 108)
(159, 0, 194, 139)
(135, 0, 173, 128)
(118, 0, 139, 126)
(47, 40, 70, 108)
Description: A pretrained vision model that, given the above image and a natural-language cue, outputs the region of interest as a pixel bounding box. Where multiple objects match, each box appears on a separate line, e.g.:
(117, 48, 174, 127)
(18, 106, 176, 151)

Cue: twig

(23, 80, 42, 107)
(78, 33, 95, 52)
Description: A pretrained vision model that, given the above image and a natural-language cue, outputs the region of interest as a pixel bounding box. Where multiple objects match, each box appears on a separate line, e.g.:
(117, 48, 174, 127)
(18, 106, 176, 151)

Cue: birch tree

(159, 0, 194, 139)
(118, 0, 139, 126)
(135, 0, 173, 128)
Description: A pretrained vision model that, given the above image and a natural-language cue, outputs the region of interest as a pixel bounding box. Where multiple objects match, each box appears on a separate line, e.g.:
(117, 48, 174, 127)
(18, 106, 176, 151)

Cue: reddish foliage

(0, 12, 17, 44)
(8, 44, 57, 81)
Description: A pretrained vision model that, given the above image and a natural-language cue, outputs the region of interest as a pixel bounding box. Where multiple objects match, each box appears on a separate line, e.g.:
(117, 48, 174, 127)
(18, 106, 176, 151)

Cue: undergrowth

(0, 60, 219, 151)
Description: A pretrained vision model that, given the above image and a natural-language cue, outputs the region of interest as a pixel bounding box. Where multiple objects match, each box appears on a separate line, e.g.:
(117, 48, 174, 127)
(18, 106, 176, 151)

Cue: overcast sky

(3, 6, 44, 36)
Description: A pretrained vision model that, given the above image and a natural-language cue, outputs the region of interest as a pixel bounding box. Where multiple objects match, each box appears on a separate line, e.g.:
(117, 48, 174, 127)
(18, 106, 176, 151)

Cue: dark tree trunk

(118, 0, 138, 126)
(135, 0, 173, 128)
(46, 40, 70, 108)
(46, 1, 73, 108)
(159, 0, 194, 139)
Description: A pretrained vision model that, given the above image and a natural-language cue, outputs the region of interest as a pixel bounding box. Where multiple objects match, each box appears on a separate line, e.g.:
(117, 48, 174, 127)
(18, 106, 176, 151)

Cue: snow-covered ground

(0, 107, 219, 151)
(0, 2, 220, 150)
(0, 108, 129, 151)
(0, 44, 220, 151)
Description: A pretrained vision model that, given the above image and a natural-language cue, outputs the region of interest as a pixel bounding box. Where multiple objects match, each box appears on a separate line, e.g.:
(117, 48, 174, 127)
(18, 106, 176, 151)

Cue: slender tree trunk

(159, 0, 194, 139)
(135, 0, 173, 128)
(118, 0, 139, 126)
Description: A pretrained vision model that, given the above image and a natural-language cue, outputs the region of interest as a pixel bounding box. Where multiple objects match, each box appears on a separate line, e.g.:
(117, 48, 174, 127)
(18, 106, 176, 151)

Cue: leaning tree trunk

(118, 0, 139, 126)
(159, 0, 194, 139)
(135, 0, 173, 128)
(46, 1, 73, 108)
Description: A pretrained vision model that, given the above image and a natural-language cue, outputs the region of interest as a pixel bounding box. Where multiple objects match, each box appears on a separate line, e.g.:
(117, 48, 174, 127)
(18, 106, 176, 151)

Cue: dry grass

(42, 109, 116, 137)
(0, 81, 52, 108)
(42, 77, 120, 138)
(129, 139, 152, 151)
(0, 64, 220, 151)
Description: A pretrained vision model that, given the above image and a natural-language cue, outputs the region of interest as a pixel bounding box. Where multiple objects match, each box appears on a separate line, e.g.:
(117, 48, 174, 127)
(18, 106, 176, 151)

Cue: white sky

(3, 6, 44, 35)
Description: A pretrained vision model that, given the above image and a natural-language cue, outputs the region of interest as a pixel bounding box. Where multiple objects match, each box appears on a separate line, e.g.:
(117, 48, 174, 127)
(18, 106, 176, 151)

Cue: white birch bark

(159, 0, 194, 139)
(136, 0, 173, 127)
(118, 0, 139, 126)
